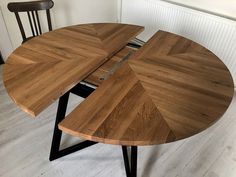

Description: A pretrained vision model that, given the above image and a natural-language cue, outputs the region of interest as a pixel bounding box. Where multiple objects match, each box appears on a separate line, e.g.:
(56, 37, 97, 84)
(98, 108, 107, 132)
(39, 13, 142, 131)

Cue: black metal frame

(127, 42, 142, 49)
(46, 41, 143, 175)
(127, 38, 145, 49)
(0, 52, 4, 65)
(48, 82, 139, 176)
(122, 146, 138, 177)
(49, 83, 97, 161)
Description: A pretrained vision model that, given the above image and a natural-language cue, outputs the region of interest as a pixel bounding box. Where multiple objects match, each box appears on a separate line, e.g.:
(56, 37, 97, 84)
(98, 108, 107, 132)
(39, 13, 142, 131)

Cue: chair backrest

(8, 0, 54, 43)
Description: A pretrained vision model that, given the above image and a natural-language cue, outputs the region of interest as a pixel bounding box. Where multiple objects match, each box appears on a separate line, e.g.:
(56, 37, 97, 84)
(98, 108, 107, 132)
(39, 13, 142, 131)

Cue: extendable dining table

(2, 23, 234, 177)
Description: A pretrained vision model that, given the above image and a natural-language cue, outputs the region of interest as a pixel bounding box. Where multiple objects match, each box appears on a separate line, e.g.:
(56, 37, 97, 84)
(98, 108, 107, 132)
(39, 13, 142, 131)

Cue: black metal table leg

(49, 83, 97, 161)
(131, 146, 138, 177)
(49, 83, 139, 177)
(0, 51, 4, 65)
(122, 146, 130, 176)
(122, 146, 138, 177)
(49, 91, 70, 161)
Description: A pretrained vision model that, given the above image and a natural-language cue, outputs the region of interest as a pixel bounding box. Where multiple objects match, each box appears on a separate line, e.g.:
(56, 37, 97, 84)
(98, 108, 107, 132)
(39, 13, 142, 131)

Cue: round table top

(59, 30, 234, 146)
(3, 23, 234, 146)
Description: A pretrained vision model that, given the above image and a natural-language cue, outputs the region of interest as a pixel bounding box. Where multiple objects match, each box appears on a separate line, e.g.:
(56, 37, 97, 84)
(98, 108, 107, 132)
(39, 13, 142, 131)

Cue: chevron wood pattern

(59, 31, 234, 146)
(3, 23, 144, 116)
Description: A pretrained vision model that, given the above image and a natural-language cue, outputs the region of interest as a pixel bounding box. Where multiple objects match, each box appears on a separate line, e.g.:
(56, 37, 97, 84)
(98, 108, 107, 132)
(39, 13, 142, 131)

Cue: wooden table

(3, 23, 234, 177)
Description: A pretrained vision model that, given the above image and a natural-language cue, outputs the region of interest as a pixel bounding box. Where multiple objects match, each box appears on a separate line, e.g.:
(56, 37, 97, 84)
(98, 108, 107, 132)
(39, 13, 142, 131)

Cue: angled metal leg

(122, 146, 138, 177)
(0, 52, 4, 65)
(122, 146, 130, 177)
(50, 83, 139, 177)
(49, 91, 70, 161)
(49, 83, 97, 161)
(131, 146, 138, 177)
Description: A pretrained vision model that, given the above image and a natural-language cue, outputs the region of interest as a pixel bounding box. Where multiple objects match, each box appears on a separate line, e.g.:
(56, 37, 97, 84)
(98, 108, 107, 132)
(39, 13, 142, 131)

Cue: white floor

(0, 65, 236, 177)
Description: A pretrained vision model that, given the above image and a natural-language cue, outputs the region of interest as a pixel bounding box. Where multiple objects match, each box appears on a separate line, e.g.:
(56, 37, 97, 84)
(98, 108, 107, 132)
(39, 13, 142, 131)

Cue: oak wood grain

(1, 64, 236, 176)
(3, 23, 144, 116)
(59, 31, 234, 146)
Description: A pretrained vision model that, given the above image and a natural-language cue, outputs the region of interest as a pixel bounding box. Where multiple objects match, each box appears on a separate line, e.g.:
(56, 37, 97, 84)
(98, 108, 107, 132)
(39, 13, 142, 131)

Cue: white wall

(164, 0, 236, 19)
(0, 7, 12, 60)
(0, 0, 118, 51)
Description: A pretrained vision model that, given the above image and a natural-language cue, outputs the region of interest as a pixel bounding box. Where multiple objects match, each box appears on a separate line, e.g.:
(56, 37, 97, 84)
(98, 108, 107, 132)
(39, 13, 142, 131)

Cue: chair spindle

(46, 9, 52, 31)
(14, 12, 27, 41)
(35, 11, 42, 35)
(27, 11, 35, 36)
(31, 11, 39, 36)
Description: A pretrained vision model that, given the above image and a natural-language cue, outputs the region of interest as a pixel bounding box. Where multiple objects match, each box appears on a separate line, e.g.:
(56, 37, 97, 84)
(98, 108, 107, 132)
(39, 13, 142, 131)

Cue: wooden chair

(8, 0, 54, 43)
